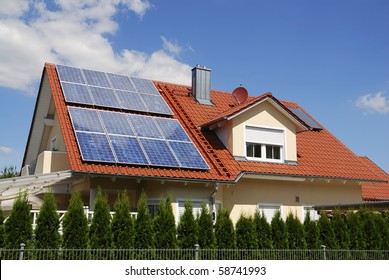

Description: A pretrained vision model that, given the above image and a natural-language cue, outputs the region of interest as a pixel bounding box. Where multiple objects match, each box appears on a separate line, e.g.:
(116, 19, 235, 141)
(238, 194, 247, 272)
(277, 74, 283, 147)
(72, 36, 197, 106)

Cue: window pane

(254, 144, 262, 157)
(246, 143, 254, 157)
(266, 145, 273, 159)
(273, 146, 281, 159)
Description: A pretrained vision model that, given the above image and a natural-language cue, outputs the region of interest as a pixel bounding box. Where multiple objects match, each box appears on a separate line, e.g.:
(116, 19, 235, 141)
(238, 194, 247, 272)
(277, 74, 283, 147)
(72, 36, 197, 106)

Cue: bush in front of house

(153, 195, 177, 249)
(111, 190, 134, 249)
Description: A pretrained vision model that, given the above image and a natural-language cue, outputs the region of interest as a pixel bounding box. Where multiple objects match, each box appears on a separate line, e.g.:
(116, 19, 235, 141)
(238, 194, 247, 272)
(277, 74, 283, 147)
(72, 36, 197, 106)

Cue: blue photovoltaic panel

(115, 90, 147, 112)
(141, 94, 173, 115)
(289, 108, 322, 130)
(89, 86, 121, 108)
(154, 118, 190, 141)
(140, 138, 180, 167)
(68, 107, 104, 133)
(61, 82, 93, 104)
(57, 65, 85, 84)
(109, 135, 149, 165)
(99, 110, 135, 136)
(75, 131, 116, 163)
(131, 77, 159, 95)
(128, 114, 163, 139)
(169, 141, 209, 169)
(106, 73, 136, 92)
(82, 69, 111, 88)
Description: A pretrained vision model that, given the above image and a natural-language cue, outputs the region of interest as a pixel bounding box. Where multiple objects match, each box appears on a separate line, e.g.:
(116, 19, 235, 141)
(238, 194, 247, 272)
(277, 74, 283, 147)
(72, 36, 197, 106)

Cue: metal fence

(1, 244, 388, 260)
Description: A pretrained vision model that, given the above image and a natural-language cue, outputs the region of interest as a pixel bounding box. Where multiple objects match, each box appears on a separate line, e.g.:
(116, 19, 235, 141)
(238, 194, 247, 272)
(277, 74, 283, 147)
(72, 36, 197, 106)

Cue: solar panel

(89, 86, 121, 108)
(115, 90, 148, 112)
(99, 110, 135, 136)
(169, 141, 209, 169)
(289, 108, 322, 130)
(131, 77, 159, 95)
(142, 94, 173, 115)
(75, 131, 116, 163)
(106, 73, 136, 92)
(56, 65, 85, 84)
(140, 138, 180, 167)
(127, 114, 163, 139)
(83, 69, 111, 88)
(109, 135, 149, 165)
(154, 118, 190, 141)
(61, 82, 93, 104)
(68, 107, 104, 133)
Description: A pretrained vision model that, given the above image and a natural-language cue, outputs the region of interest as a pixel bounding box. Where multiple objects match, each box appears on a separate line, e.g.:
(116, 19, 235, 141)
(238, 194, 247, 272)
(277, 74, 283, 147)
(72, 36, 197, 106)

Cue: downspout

(210, 182, 219, 223)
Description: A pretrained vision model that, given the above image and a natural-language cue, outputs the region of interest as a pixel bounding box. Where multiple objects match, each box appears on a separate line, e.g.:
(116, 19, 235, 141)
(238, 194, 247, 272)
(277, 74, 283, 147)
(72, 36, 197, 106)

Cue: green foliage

(0, 208, 5, 248)
(253, 211, 272, 249)
(153, 195, 177, 249)
(236, 214, 257, 249)
(215, 208, 235, 249)
(177, 200, 198, 249)
(34, 192, 61, 249)
(134, 191, 154, 249)
(271, 211, 288, 249)
(62, 191, 89, 249)
(303, 212, 320, 249)
(197, 203, 215, 249)
(375, 213, 389, 250)
(285, 212, 306, 249)
(4, 192, 32, 249)
(89, 188, 112, 249)
(111, 191, 134, 249)
(0, 165, 19, 178)
(317, 213, 338, 249)
(346, 211, 365, 249)
(331, 210, 350, 249)
(361, 212, 382, 250)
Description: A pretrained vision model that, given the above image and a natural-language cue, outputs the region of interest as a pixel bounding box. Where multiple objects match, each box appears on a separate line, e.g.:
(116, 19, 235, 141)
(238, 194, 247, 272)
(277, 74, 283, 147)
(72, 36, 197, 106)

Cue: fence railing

(1, 244, 388, 260)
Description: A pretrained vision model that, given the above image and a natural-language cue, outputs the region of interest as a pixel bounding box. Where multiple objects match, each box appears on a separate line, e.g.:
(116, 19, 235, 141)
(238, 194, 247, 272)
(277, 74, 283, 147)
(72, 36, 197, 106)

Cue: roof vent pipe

(191, 65, 213, 105)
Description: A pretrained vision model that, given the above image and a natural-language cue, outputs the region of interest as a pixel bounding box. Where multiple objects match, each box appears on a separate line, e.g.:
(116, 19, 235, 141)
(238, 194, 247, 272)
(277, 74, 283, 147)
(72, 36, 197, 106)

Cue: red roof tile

(359, 157, 389, 200)
(45, 63, 386, 183)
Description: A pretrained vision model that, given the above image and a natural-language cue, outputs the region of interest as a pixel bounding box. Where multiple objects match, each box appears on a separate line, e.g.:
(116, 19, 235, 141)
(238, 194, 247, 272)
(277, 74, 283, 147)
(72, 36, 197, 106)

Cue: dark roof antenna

(232, 85, 248, 105)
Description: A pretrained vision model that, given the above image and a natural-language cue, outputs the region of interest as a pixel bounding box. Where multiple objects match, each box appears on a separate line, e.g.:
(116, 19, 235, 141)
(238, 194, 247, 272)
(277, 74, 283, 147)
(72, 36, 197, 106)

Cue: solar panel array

(288, 108, 322, 130)
(56, 64, 173, 115)
(67, 107, 209, 169)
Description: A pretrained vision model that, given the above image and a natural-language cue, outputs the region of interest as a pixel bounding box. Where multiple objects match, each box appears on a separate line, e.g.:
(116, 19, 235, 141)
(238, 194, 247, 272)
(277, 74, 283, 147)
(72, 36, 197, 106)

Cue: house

(0, 63, 387, 224)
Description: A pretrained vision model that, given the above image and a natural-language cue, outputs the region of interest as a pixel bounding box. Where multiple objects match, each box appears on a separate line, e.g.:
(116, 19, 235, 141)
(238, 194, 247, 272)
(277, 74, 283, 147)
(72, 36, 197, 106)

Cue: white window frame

(257, 203, 282, 224)
(244, 125, 285, 163)
(176, 198, 221, 224)
(303, 206, 319, 221)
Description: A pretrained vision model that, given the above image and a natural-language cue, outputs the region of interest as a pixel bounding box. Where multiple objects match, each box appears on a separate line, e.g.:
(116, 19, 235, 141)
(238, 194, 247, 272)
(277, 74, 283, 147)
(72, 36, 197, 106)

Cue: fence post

(19, 243, 25, 260)
(194, 244, 199, 260)
(321, 245, 326, 260)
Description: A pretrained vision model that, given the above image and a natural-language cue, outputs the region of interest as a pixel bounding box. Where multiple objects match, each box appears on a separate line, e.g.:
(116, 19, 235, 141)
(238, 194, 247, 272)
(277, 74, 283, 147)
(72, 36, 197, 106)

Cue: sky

(0, 0, 388, 174)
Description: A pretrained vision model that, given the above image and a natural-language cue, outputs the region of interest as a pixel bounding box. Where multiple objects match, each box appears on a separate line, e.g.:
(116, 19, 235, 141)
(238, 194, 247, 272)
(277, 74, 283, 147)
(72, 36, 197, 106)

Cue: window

(50, 137, 57, 151)
(303, 206, 319, 221)
(257, 204, 282, 224)
(245, 126, 284, 162)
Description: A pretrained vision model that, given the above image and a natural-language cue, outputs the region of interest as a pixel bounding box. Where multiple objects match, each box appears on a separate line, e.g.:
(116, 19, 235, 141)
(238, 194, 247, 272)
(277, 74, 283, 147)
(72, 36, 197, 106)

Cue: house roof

(359, 156, 389, 201)
(41, 63, 386, 183)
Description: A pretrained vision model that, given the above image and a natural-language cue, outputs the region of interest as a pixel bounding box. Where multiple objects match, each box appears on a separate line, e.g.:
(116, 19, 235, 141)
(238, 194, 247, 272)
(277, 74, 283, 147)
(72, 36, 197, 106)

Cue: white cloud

(356, 92, 389, 114)
(0, 0, 191, 95)
(0, 146, 13, 154)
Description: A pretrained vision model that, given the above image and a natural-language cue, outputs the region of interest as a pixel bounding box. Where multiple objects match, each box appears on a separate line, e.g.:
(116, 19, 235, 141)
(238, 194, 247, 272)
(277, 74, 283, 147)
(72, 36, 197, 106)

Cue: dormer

(201, 93, 310, 164)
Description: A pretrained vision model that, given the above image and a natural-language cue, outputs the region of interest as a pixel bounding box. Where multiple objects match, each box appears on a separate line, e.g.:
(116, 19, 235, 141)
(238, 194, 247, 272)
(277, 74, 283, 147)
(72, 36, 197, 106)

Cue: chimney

(192, 65, 213, 105)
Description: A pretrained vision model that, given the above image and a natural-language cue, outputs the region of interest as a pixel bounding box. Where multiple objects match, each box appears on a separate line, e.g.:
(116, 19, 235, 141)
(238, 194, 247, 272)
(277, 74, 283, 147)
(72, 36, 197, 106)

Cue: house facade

(0, 63, 387, 223)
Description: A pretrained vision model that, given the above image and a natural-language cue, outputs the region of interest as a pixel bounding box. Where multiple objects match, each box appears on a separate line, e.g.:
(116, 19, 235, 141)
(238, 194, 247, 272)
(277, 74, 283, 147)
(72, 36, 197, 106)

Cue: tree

(214, 208, 235, 249)
(375, 213, 389, 250)
(253, 211, 272, 249)
(4, 192, 33, 249)
(177, 200, 198, 249)
(153, 195, 177, 249)
(89, 188, 112, 249)
(134, 191, 154, 249)
(0, 165, 19, 179)
(331, 210, 350, 249)
(270, 211, 288, 249)
(0, 208, 5, 248)
(197, 203, 215, 249)
(317, 213, 337, 249)
(111, 191, 134, 249)
(303, 211, 320, 250)
(236, 214, 257, 249)
(34, 192, 61, 249)
(62, 191, 89, 249)
(285, 212, 306, 249)
(361, 212, 382, 250)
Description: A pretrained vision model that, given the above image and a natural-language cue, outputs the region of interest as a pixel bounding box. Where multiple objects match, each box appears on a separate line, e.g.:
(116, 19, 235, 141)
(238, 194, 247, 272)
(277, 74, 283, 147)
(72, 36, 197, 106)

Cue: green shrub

(215, 208, 235, 249)
(197, 203, 215, 249)
(253, 211, 272, 249)
(271, 211, 288, 249)
(177, 200, 198, 249)
(153, 195, 177, 249)
(134, 191, 154, 249)
(285, 212, 306, 249)
(111, 190, 134, 249)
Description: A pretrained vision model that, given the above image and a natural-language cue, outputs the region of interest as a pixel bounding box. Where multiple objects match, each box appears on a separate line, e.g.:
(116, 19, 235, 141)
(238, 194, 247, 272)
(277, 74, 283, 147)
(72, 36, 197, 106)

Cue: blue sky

(0, 0, 388, 173)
